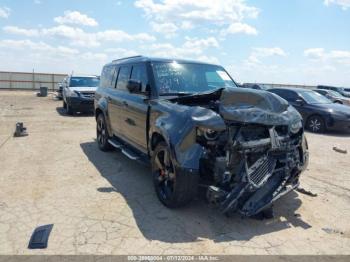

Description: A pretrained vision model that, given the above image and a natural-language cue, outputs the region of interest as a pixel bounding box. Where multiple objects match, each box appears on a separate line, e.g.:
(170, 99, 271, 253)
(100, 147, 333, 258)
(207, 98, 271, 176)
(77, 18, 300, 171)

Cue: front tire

(96, 113, 112, 151)
(152, 142, 198, 208)
(66, 103, 74, 115)
(306, 115, 325, 133)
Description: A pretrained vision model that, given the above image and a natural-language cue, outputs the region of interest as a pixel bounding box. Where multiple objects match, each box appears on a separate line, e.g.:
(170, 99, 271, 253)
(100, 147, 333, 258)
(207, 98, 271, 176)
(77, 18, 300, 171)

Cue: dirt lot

(0, 90, 350, 255)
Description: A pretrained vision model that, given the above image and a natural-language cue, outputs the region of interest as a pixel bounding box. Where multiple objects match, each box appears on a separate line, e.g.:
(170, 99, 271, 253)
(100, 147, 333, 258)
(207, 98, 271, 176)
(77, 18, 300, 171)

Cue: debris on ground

(14, 122, 28, 137)
(322, 227, 344, 235)
(333, 147, 347, 154)
(28, 224, 54, 249)
(296, 187, 318, 197)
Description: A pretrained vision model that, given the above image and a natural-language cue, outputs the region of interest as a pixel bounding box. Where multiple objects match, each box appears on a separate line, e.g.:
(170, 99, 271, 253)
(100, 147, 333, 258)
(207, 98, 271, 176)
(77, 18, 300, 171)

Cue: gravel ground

(0, 90, 349, 255)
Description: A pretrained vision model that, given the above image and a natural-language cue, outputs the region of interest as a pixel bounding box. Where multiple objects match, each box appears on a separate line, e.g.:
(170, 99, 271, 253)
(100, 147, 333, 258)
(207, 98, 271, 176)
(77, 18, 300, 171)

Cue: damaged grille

(246, 155, 276, 188)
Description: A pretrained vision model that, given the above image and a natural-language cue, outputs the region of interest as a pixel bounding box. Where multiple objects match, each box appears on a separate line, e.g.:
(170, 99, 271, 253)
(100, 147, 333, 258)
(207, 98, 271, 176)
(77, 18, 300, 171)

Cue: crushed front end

(195, 89, 309, 216)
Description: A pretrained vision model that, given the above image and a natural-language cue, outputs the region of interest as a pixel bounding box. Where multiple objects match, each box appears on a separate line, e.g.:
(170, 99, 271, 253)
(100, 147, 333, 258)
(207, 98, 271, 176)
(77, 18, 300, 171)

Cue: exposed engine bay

(170, 88, 309, 216)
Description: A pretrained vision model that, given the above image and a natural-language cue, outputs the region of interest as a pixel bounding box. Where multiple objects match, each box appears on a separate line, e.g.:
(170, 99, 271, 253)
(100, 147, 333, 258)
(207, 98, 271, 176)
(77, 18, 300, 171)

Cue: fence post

(9, 72, 12, 89)
(52, 73, 55, 91)
(32, 69, 35, 90)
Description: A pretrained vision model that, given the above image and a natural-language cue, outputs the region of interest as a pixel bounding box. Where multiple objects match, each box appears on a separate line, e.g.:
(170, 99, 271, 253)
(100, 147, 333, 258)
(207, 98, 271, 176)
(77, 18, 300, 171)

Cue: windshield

(299, 91, 332, 104)
(327, 90, 343, 98)
(152, 62, 237, 95)
(69, 77, 100, 87)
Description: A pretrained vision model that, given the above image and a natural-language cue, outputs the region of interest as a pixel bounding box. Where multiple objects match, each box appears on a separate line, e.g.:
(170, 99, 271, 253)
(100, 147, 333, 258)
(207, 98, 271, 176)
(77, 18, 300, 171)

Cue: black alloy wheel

(153, 144, 176, 204)
(307, 115, 325, 133)
(96, 114, 112, 151)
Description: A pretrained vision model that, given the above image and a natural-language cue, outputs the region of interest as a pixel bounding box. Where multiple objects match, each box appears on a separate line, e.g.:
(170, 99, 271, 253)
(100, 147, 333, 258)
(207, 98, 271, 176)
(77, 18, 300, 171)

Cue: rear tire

(96, 113, 112, 151)
(306, 115, 325, 133)
(152, 142, 198, 208)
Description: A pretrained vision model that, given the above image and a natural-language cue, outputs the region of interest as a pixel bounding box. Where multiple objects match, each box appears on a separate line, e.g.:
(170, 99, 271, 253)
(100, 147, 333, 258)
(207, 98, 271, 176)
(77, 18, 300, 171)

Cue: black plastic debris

(296, 187, 318, 197)
(333, 147, 347, 154)
(28, 224, 53, 249)
(14, 122, 28, 137)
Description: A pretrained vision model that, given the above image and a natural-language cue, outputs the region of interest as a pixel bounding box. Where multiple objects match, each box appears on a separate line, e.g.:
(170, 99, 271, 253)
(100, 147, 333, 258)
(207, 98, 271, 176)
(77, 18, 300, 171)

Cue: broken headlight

(289, 120, 302, 134)
(196, 127, 220, 141)
(66, 89, 79, 98)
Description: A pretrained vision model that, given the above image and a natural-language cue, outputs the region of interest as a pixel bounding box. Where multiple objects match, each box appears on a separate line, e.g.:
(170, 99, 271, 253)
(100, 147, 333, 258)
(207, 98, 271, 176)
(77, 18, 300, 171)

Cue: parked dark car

(95, 56, 309, 217)
(317, 85, 350, 98)
(269, 88, 350, 133)
(314, 89, 350, 106)
(241, 83, 267, 90)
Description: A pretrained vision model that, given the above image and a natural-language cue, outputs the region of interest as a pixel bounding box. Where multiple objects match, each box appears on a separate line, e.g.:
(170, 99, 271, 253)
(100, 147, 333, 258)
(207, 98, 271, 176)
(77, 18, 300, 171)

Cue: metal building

(0, 71, 67, 91)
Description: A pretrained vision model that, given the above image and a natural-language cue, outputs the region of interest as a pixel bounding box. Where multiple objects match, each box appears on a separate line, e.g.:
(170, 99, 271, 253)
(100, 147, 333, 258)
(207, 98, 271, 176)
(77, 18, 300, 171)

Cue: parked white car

(62, 75, 100, 115)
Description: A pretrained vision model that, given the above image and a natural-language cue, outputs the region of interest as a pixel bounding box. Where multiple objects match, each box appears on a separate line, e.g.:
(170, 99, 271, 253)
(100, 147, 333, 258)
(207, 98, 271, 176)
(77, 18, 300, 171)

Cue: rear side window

(130, 64, 148, 92)
(100, 66, 114, 88)
(277, 90, 298, 102)
(116, 66, 131, 90)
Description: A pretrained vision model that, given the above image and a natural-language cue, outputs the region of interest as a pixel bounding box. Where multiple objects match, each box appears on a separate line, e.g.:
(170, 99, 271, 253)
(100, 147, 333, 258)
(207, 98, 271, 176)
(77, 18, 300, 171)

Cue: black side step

(108, 138, 139, 160)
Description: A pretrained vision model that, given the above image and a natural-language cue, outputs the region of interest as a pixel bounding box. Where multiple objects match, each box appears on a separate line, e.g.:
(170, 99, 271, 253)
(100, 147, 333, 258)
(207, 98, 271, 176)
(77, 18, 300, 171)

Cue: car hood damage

(170, 88, 309, 217)
(219, 88, 302, 126)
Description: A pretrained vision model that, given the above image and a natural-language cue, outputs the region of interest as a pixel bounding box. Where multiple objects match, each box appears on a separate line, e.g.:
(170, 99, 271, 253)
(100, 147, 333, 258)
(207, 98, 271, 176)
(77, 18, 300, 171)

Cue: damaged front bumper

(205, 124, 309, 217)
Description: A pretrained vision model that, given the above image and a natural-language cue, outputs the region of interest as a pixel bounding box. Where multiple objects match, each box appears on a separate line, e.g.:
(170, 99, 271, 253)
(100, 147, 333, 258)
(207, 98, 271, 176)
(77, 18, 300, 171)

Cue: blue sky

(0, 0, 349, 86)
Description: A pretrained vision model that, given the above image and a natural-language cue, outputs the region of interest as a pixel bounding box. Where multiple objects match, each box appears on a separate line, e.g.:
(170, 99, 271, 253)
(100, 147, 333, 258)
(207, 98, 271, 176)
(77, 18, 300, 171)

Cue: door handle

(123, 101, 128, 107)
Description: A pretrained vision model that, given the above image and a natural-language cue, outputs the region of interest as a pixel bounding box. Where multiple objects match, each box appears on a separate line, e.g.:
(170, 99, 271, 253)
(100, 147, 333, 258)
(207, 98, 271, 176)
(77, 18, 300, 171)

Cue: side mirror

(295, 99, 305, 106)
(127, 80, 142, 93)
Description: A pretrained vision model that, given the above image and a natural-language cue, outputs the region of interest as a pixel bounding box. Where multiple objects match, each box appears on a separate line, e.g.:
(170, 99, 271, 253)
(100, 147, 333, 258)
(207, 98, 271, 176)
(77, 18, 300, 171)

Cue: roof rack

(112, 55, 143, 63)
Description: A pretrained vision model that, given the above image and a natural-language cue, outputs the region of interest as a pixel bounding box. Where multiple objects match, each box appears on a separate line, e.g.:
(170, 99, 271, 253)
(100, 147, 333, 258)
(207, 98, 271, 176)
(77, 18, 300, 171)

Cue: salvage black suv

(95, 56, 309, 217)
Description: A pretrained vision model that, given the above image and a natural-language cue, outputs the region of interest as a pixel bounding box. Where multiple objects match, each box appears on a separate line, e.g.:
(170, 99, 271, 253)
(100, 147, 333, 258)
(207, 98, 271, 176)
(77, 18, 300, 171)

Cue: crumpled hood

(68, 86, 97, 92)
(219, 88, 302, 126)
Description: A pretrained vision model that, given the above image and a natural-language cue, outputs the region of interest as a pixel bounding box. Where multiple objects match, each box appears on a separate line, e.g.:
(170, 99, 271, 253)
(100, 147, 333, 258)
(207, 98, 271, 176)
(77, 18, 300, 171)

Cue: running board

(108, 139, 139, 160)
(108, 139, 122, 149)
(121, 148, 139, 160)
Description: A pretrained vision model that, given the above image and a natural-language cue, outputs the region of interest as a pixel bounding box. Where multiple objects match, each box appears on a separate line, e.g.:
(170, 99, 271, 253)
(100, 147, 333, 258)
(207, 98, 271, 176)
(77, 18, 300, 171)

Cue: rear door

(108, 65, 131, 136)
(119, 63, 150, 153)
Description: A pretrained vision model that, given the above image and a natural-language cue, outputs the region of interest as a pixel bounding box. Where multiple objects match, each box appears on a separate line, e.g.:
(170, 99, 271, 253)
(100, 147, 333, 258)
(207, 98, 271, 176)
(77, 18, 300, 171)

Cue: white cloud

(34, 0, 42, 4)
(0, 39, 110, 74)
(4, 24, 156, 48)
(96, 30, 156, 43)
(146, 36, 220, 63)
(43, 25, 100, 47)
(324, 0, 350, 10)
(220, 22, 257, 36)
(304, 48, 350, 65)
(246, 47, 287, 66)
(0, 39, 79, 56)
(150, 22, 178, 38)
(0, 7, 10, 18)
(3, 26, 40, 37)
(135, 0, 259, 35)
(104, 47, 139, 58)
(54, 10, 99, 27)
